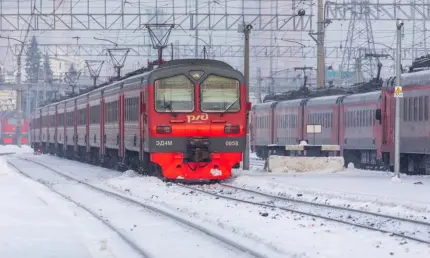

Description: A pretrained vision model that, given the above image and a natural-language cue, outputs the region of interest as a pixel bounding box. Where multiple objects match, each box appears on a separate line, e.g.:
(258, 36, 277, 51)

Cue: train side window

(355, 111, 358, 127)
(368, 110, 372, 126)
(125, 98, 129, 122)
(414, 97, 418, 121)
(408, 98, 412, 121)
(425, 96, 429, 120)
(358, 110, 363, 127)
(362, 111, 365, 127)
(364, 110, 367, 127)
(403, 98, 407, 121)
(369, 110, 372, 126)
(348, 112, 351, 127)
(330, 113, 333, 128)
(347, 112, 350, 127)
(419, 96, 424, 121)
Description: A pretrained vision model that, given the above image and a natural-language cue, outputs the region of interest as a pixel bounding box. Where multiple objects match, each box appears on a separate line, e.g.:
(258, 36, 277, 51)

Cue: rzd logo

(187, 113, 208, 123)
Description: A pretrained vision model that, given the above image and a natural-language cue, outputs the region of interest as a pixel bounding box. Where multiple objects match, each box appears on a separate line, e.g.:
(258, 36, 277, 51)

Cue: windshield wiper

(162, 95, 177, 117)
(220, 98, 239, 117)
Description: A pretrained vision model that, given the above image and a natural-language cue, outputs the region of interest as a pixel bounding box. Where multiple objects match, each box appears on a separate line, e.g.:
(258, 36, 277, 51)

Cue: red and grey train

(0, 111, 29, 145)
(251, 69, 430, 175)
(31, 59, 250, 181)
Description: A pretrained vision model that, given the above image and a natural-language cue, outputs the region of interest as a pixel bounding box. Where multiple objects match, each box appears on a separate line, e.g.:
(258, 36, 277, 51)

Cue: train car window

(78, 109, 86, 125)
(403, 98, 407, 121)
(425, 96, 429, 121)
(155, 75, 194, 113)
(354, 111, 357, 127)
(408, 98, 413, 121)
(346, 112, 349, 127)
(414, 97, 418, 121)
(51, 114, 55, 127)
(344, 113, 347, 127)
(364, 110, 367, 127)
(125, 98, 129, 121)
(368, 110, 372, 126)
(200, 75, 240, 113)
(419, 96, 424, 121)
(367, 110, 370, 127)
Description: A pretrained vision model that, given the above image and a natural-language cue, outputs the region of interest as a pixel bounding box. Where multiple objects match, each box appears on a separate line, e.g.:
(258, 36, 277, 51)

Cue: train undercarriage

(33, 142, 240, 181)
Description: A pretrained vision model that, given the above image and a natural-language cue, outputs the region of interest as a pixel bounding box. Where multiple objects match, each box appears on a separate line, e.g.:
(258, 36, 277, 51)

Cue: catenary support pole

(16, 55, 22, 147)
(316, 0, 326, 88)
(241, 23, 252, 170)
(394, 19, 404, 178)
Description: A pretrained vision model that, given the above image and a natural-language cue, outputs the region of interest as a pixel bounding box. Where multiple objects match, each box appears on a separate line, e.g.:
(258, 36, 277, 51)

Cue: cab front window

(200, 75, 240, 113)
(155, 75, 194, 113)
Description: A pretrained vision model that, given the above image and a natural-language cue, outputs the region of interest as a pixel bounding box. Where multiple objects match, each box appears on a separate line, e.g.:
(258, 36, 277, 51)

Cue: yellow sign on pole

(394, 86, 403, 98)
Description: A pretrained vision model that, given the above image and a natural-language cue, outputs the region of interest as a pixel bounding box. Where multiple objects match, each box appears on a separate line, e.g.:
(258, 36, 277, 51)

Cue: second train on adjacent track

(251, 68, 430, 175)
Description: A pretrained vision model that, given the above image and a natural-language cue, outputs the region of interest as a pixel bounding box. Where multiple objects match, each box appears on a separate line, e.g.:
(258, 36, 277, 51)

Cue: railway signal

(394, 19, 404, 180)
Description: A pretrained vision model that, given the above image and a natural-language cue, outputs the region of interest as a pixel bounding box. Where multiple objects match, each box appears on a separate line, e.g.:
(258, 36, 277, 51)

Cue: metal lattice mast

(411, 0, 429, 59)
(340, 0, 378, 85)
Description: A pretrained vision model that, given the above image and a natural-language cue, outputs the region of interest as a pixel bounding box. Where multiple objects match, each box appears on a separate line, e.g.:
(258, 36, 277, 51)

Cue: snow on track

(182, 183, 430, 244)
(0, 156, 143, 258)
(16, 153, 430, 257)
(231, 169, 430, 219)
(8, 157, 275, 258)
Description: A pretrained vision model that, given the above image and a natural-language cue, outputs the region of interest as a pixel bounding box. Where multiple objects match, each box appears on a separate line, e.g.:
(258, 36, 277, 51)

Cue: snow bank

(0, 145, 33, 154)
(0, 156, 9, 175)
(123, 170, 139, 178)
(267, 155, 345, 173)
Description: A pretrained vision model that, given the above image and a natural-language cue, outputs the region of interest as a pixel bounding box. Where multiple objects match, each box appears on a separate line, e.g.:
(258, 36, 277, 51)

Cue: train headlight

(189, 70, 204, 80)
(224, 125, 240, 134)
(156, 125, 172, 134)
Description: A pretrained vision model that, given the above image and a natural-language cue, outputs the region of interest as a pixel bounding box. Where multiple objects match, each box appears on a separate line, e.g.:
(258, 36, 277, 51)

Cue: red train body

(251, 69, 430, 175)
(31, 59, 250, 181)
(0, 112, 29, 145)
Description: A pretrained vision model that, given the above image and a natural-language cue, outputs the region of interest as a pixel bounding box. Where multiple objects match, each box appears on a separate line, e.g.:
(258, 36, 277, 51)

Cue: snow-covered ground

(1, 145, 430, 258)
(232, 168, 430, 217)
(0, 153, 139, 258)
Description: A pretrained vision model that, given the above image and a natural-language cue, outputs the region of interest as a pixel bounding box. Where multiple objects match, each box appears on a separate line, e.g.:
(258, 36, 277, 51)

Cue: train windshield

(155, 75, 194, 112)
(200, 75, 240, 113)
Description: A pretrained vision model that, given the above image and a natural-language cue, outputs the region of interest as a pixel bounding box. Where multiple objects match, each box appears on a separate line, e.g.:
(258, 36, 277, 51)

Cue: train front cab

(144, 61, 251, 180)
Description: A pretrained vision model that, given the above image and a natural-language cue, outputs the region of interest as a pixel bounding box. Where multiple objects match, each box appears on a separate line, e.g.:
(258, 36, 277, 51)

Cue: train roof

(37, 58, 242, 110)
(158, 59, 233, 69)
(306, 94, 345, 106)
(382, 70, 430, 90)
(276, 98, 305, 109)
(342, 90, 381, 104)
(252, 101, 277, 111)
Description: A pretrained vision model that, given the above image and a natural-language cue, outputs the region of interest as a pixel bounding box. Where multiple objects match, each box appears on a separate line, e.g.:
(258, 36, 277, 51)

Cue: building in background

(50, 56, 87, 80)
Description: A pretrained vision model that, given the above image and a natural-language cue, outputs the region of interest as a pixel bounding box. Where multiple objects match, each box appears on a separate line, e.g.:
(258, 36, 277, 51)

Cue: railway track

(178, 182, 430, 245)
(7, 157, 273, 258)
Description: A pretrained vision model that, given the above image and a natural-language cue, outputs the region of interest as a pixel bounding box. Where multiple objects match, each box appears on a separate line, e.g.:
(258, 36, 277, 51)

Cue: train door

(119, 93, 125, 159)
(382, 94, 389, 144)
